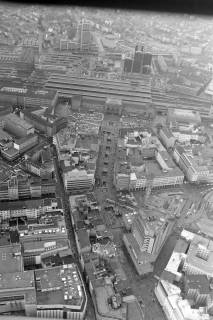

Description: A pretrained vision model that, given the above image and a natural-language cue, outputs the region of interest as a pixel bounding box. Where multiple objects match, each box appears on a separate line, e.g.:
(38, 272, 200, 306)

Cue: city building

(0, 197, 63, 221)
(22, 238, 71, 269)
(14, 134, 38, 153)
(154, 228, 213, 320)
(114, 129, 184, 191)
(159, 126, 176, 149)
(167, 109, 202, 124)
(0, 84, 58, 110)
(173, 145, 213, 183)
(0, 176, 56, 201)
(35, 264, 87, 319)
(123, 213, 174, 275)
(1, 146, 19, 161)
(0, 270, 37, 317)
(155, 279, 211, 320)
(3, 113, 34, 138)
(63, 167, 95, 193)
(24, 147, 54, 178)
(20, 110, 68, 137)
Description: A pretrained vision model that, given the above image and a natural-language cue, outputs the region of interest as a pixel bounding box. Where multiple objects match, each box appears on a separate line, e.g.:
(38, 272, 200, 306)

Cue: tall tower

(38, 16, 45, 55)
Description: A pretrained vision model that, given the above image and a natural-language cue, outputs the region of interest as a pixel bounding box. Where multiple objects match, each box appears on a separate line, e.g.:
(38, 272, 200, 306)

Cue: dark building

(123, 58, 133, 73)
(132, 51, 143, 73)
(21, 111, 68, 137)
(142, 53, 152, 74)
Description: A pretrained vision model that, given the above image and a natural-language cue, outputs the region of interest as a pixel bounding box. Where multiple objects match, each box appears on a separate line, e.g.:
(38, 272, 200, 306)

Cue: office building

(14, 134, 38, 153)
(123, 214, 174, 275)
(173, 145, 213, 183)
(35, 264, 87, 320)
(132, 50, 143, 73)
(123, 57, 133, 73)
(0, 83, 58, 110)
(167, 109, 201, 124)
(155, 279, 211, 320)
(159, 126, 177, 149)
(0, 244, 23, 273)
(24, 147, 54, 178)
(63, 168, 95, 193)
(21, 110, 68, 137)
(0, 270, 37, 317)
(0, 197, 62, 221)
(0, 176, 56, 201)
(1, 146, 19, 161)
(154, 229, 213, 320)
(114, 130, 184, 191)
(22, 238, 71, 268)
(3, 113, 34, 138)
(142, 53, 152, 74)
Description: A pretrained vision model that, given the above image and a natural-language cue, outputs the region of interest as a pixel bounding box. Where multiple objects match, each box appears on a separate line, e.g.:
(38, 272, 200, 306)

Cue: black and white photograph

(0, 2, 212, 320)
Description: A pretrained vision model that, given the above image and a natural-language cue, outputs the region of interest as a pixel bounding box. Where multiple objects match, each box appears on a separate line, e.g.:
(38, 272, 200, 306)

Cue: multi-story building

(0, 263, 87, 319)
(114, 130, 184, 191)
(0, 270, 37, 317)
(24, 147, 54, 178)
(14, 134, 38, 153)
(155, 279, 211, 320)
(123, 213, 174, 275)
(63, 168, 94, 193)
(167, 109, 202, 125)
(0, 85, 58, 110)
(159, 126, 176, 149)
(154, 229, 213, 320)
(21, 110, 68, 137)
(173, 145, 213, 183)
(0, 176, 56, 201)
(0, 198, 62, 221)
(35, 264, 87, 320)
(3, 113, 34, 138)
(22, 238, 71, 268)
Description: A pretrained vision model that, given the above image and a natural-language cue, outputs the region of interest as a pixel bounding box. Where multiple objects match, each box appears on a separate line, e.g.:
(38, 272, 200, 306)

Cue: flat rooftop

(45, 75, 151, 106)
(0, 244, 23, 273)
(186, 234, 213, 275)
(0, 85, 57, 100)
(35, 264, 85, 308)
(4, 113, 33, 130)
(23, 238, 69, 253)
(94, 284, 127, 319)
(0, 270, 34, 291)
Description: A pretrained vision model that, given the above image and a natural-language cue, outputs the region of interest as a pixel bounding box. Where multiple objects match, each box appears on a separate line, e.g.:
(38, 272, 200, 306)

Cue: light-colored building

(155, 279, 210, 320)
(159, 127, 176, 149)
(167, 109, 201, 124)
(63, 168, 95, 193)
(173, 146, 213, 183)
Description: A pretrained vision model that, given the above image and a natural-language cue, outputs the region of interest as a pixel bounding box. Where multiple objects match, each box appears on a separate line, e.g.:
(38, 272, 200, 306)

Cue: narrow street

(52, 146, 96, 320)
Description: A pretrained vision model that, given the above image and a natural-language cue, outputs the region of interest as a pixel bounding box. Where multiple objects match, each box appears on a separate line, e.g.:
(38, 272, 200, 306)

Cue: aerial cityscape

(0, 4, 213, 320)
